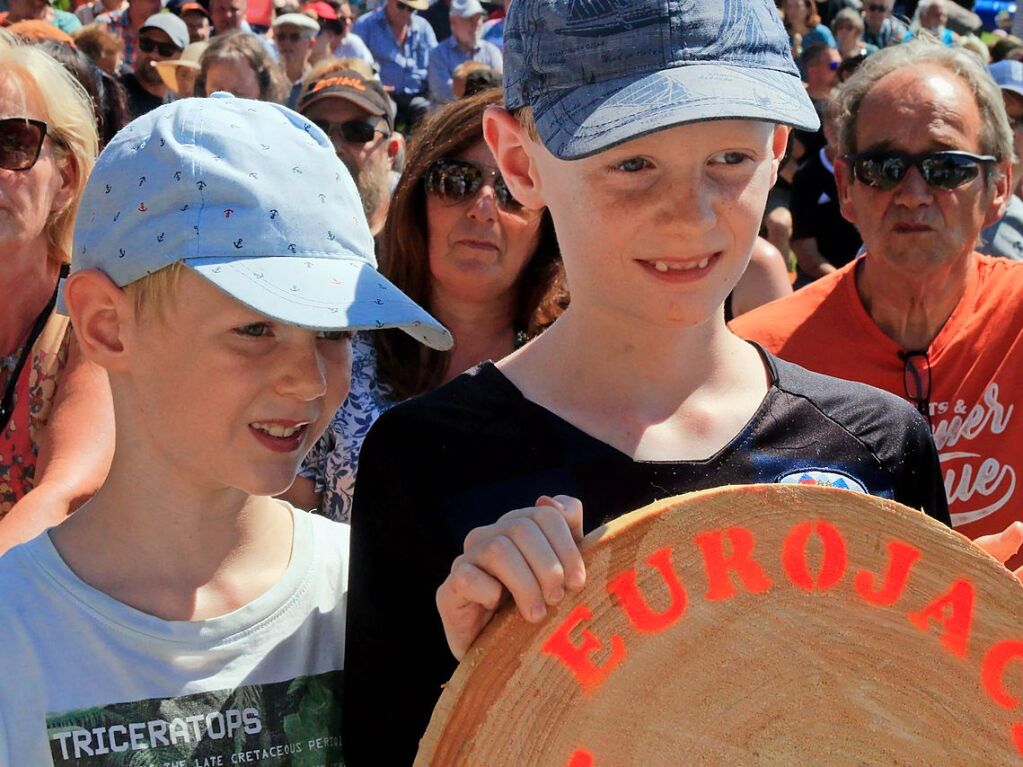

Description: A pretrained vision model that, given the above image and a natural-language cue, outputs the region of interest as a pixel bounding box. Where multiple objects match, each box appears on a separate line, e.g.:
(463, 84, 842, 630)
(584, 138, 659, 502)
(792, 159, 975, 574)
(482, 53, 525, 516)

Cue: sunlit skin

(500, 119, 786, 332)
(182, 9, 211, 42)
(835, 67, 1009, 279)
(210, 0, 244, 34)
(54, 268, 352, 619)
(75, 270, 352, 499)
(426, 140, 543, 310)
(0, 74, 74, 356)
(203, 57, 261, 99)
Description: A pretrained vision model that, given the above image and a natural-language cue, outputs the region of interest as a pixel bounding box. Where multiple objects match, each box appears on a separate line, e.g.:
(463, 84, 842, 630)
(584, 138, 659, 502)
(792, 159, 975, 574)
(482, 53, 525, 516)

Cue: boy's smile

(119, 270, 352, 497)
(516, 118, 786, 328)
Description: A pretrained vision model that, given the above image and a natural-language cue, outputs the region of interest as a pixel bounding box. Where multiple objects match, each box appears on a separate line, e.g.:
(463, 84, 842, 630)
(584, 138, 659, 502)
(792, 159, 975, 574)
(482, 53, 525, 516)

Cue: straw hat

(154, 40, 208, 95)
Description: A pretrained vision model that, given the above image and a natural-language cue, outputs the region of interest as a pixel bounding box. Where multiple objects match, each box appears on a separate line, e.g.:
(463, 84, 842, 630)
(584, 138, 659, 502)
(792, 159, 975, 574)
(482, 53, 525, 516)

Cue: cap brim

(155, 60, 198, 94)
(299, 90, 386, 118)
(533, 63, 821, 161)
(399, 0, 428, 9)
(185, 255, 453, 350)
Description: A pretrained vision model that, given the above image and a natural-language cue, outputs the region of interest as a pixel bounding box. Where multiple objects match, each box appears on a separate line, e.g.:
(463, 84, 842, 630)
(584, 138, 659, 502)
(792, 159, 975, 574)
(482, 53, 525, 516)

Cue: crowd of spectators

(6, 0, 1023, 762)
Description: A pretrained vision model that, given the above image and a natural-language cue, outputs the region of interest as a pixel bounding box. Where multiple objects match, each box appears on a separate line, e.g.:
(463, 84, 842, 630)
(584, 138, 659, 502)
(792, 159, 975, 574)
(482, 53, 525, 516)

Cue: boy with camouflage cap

(341, 1, 951, 763)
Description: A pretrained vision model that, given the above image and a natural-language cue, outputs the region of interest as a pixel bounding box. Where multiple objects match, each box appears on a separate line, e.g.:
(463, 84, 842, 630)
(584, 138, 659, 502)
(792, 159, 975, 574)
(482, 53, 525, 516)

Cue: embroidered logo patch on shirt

(776, 469, 867, 493)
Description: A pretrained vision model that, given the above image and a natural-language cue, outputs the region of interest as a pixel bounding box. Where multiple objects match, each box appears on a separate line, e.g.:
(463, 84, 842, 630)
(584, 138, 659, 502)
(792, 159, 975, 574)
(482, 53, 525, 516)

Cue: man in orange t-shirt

(733, 38, 1023, 570)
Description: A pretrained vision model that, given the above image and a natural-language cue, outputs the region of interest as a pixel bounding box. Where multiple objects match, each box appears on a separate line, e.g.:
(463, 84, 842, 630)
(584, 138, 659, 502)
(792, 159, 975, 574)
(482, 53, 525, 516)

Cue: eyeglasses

(900, 351, 932, 426)
(844, 150, 997, 191)
(423, 158, 522, 211)
(138, 36, 181, 57)
(312, 117, 390, 144)
(0, 117, 49, 172)
(395, 2, 415, 12)
(828, 59, 840, 71)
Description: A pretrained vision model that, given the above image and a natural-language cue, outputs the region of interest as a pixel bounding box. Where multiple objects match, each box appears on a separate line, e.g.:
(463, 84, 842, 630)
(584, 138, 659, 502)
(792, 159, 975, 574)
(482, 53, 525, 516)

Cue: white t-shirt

(0, 503, 349, 766)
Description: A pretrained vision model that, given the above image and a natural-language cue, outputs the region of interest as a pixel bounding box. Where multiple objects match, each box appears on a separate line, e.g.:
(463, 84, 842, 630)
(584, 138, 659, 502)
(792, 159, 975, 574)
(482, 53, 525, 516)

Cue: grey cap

(140, 12, 189, 51)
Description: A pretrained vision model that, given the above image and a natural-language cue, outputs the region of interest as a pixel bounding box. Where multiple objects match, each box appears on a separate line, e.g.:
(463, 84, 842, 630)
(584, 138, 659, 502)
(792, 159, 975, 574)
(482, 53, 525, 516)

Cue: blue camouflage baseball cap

(503, 0, 821, 160)
(67, 93, 452, 350)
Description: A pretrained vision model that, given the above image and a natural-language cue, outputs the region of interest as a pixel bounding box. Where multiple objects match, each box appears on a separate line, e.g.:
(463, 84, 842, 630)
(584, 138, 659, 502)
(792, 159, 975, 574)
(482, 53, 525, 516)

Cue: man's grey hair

(834, 37, 1013, 176)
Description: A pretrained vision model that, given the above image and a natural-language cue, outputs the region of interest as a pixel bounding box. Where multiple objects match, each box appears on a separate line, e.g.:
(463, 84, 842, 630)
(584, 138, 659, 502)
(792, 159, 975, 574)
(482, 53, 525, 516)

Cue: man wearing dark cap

(179, 1, 210, 41)
(297, 66, 402, 237)
(352, 0, 436, 128)
(119, 12, 187, 118)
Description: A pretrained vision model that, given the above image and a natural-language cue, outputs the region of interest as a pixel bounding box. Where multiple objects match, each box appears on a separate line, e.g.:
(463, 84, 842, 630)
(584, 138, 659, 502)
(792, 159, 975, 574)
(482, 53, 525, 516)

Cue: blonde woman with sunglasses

(0, 41, 113, 553)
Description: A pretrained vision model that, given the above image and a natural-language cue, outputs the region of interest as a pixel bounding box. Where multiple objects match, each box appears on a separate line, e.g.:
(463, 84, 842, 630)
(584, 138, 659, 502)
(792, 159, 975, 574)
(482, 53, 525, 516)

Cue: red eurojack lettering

(982, 640, 1023, 756)
(542, 605, 626, 694)
(566, 748, 594, 767)
(607, 547, 687, 634)
(854, 540, 921, 606)
(782, 520, 847, 591)
(907, 579, 975, 658)
(694, 527, 773, 601)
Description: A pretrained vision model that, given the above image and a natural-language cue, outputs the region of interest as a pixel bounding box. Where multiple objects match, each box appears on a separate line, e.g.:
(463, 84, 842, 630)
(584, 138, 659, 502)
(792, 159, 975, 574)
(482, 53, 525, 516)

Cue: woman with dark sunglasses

(0, 42, 113, 554)
(284, 89, 566, 523)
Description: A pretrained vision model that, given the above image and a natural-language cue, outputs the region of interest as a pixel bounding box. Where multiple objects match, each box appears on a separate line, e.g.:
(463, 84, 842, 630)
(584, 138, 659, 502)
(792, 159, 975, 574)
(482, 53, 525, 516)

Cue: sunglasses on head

(844, 150, 997, 191)
(0, 117, 49, 172)
(423, 158, 521, 211)
(138, 36, 181, 57)
(312, 117, 389, 144)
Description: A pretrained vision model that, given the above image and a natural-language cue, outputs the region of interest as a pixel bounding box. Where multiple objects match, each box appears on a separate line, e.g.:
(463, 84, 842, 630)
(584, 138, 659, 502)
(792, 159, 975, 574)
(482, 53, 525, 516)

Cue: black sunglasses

(312, 117, 389, 144)
(138, 36, 181, 57)
(900, 351, 932, 427)
(844, 150, 997, 191)
(423, 158, 521, 211)
(0, 117, 49, 172)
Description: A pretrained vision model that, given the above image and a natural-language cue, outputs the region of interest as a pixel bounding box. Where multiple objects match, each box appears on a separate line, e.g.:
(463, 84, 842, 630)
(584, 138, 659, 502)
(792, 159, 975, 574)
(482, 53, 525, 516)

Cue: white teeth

(649, 258, 710, 272)
(251, 422, 304, 438)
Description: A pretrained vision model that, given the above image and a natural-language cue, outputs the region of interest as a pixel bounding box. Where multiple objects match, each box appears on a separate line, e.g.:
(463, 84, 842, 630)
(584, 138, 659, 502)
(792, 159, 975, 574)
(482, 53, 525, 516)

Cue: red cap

(301, 1, 337, 20)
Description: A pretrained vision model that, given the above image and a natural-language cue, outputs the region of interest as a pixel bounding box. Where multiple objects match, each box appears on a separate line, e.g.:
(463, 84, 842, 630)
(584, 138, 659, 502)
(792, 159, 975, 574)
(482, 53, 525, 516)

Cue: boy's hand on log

(437, 495, 586, 660)
(973, 521, 1023, 580)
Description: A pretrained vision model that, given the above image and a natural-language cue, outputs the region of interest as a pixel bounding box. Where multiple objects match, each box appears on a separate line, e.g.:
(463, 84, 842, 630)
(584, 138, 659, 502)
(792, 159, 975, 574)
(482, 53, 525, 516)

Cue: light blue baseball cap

(990, 60, 1023, 100)
(503, 0, 821, 160)
(67, 93, 452, 350)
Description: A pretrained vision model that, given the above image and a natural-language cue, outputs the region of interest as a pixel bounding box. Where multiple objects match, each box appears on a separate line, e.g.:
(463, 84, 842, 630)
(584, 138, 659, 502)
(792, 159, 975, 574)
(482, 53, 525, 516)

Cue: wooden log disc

(415, 484, 1023, 767)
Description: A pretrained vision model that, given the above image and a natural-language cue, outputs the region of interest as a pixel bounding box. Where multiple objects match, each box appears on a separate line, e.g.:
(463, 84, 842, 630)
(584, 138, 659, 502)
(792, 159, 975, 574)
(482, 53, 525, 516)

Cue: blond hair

(122, 262, 187, 319)
(0, 40, 99, 265)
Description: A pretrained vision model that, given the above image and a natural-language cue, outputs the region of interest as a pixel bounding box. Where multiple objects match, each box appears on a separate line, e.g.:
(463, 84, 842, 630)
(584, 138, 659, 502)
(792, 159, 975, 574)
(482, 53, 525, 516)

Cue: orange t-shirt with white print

(731, 254, 1023, 569)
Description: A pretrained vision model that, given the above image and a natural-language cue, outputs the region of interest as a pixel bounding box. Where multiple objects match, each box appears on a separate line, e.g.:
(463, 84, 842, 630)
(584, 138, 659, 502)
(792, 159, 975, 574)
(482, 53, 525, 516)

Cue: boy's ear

(64, 270, 133, 372)
(767, 124, 791, 188)
(483, 106, 546, 210)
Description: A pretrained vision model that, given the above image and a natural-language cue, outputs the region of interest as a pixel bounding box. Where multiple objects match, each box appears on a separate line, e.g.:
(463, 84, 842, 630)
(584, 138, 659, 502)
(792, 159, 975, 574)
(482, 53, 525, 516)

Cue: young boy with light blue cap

(342, 1, 950, 763)
(0, 92, 450, 765)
